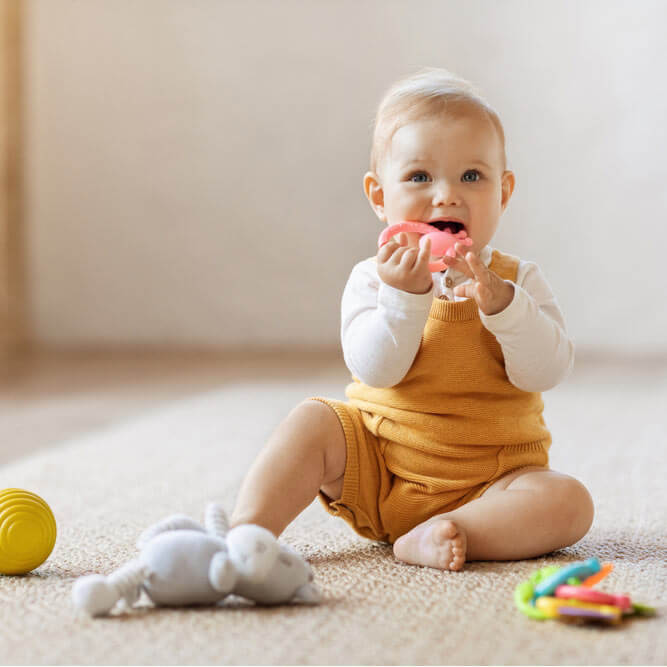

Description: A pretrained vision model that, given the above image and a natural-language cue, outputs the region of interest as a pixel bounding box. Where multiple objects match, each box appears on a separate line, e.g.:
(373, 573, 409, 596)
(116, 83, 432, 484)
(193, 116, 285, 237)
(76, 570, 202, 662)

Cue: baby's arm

(479, 261, 574, 392)
(341, 258, 432, 387)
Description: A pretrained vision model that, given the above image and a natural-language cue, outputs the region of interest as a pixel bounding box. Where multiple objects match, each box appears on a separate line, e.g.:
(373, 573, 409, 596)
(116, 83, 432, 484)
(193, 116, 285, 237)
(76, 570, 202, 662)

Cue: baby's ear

(500, 170, 515, 212)
(363, 171, 386, 221)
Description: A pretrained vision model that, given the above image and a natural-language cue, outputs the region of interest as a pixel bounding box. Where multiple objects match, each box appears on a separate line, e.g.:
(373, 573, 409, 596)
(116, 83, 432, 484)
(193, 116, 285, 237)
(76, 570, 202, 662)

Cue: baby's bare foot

(393, 519, 467, 571)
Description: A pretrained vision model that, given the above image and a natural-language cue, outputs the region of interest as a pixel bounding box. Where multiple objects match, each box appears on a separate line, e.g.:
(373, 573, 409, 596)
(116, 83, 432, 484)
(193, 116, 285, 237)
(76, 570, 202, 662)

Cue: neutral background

(23, 0, 667, 353)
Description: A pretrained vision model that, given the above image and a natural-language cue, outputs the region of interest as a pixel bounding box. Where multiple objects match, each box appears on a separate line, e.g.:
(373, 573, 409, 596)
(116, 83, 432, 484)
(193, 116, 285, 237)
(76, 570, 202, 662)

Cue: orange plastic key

(581, 562, 613, 588)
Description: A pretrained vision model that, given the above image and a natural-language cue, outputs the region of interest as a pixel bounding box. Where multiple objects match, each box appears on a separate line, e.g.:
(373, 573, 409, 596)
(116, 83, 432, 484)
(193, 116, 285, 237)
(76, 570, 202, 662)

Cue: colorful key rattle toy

(378, 221, 473, 272)
(0, 488, 57, 575)
(514, 557, 656, 624)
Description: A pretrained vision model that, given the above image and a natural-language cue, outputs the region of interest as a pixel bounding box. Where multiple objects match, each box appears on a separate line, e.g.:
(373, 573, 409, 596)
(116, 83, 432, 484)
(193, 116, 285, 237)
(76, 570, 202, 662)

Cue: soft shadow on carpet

(0, 363, 665, 665)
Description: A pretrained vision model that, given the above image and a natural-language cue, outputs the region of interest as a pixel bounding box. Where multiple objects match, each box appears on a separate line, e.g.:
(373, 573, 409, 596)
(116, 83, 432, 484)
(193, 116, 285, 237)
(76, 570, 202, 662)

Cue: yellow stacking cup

(0, 488, 57, 575)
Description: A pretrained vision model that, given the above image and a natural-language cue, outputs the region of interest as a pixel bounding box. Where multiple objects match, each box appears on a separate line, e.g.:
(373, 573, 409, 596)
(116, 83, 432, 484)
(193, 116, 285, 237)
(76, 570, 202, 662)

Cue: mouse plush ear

(291, 582, 322, 605)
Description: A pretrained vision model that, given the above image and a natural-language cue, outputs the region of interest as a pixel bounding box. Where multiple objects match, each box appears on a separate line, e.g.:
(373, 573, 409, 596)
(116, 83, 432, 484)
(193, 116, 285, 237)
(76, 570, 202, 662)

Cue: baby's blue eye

(410, 172, 430, 183)
(462, 170, 481, 182)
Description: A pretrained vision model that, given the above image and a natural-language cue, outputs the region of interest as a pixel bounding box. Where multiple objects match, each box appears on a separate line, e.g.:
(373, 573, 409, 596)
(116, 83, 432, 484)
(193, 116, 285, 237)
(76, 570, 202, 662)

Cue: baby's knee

(296, 400, 347, 488)
(289, 399, 339, 433)
(287, 400, 345, 458)
(554, 476, 594, 544)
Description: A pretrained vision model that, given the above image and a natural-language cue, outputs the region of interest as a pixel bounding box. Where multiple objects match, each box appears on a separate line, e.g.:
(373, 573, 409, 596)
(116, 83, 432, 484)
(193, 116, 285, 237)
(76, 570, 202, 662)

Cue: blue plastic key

(532, 558, 601, 600)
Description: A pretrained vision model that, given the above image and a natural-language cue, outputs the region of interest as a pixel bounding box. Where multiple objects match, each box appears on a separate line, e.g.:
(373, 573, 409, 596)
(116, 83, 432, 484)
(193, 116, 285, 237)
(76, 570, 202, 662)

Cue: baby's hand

(451, 250, 515, 316)
(377, 233, 433, 295)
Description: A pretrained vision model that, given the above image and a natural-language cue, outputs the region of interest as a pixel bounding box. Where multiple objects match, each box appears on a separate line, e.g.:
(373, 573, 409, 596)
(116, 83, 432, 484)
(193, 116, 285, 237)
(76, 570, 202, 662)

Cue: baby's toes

(449, 532, 467, 571)
(431, 520, 467, 570)
(428, 520, 460, 570)
(432, 519, 458, 543)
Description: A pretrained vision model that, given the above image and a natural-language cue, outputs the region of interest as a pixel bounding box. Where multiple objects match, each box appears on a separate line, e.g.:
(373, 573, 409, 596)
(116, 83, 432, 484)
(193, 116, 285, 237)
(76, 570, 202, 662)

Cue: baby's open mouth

(428, 220, 466, 234)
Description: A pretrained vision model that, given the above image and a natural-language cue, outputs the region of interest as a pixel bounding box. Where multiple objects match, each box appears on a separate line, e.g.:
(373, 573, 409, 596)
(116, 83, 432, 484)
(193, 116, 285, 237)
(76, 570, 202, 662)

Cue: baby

(231, 68, 594, 571)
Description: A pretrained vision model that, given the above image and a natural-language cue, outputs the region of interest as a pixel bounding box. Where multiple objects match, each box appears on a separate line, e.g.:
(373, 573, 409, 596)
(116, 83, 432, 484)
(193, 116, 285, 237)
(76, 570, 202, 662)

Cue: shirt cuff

(479, 281, 528, 334)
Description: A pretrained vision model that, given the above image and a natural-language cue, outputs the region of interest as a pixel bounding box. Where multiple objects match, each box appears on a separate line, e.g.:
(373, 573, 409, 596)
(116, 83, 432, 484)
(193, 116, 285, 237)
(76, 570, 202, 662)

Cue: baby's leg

(393, 467, 594, 571)
(230, 400, 347, 537)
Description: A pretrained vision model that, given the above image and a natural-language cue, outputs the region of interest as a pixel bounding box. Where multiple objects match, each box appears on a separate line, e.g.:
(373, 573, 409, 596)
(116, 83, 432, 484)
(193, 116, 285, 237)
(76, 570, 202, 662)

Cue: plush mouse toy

(72, 503, 320, 616)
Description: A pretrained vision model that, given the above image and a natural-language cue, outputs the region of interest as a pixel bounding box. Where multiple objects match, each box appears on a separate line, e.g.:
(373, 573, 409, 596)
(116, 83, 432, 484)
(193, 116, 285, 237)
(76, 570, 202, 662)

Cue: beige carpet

(0, 361, 665, 665)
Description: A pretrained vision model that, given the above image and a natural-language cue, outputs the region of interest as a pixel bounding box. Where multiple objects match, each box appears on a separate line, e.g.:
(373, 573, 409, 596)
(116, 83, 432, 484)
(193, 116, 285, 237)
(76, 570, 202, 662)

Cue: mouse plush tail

(204, 503, 230, 539)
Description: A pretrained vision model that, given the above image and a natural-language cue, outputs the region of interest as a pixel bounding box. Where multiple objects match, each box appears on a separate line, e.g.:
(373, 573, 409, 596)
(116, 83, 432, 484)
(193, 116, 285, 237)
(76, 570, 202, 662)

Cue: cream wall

(24, 0, 667, 351)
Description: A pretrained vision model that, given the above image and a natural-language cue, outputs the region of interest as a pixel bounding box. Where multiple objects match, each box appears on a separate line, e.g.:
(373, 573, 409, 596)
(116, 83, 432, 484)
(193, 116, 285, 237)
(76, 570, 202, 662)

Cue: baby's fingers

(415, 238, 432, 272)
(399, 246, 419, 270)
(377, 241, 399, 263)
(453, 282, 476, 299)
(465, 252, 491, 284)
(392, 244, 412, 262)
(475, 281, 494, 304)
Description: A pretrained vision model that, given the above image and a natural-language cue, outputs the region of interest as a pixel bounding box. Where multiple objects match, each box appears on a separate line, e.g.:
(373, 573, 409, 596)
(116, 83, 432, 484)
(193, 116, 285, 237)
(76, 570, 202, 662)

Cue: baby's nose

(432, 184, 461, 206)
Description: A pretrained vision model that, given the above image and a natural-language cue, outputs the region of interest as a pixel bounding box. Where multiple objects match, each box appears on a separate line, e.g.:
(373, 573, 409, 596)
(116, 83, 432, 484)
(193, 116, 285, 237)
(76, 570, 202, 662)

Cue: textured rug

(0, 362, 665, 665)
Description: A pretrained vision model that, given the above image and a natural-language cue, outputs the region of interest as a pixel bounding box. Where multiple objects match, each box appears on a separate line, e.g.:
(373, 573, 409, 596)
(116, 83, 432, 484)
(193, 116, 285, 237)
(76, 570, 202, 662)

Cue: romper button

(439, 294, 449, 301)
(445, 277, 454, 288)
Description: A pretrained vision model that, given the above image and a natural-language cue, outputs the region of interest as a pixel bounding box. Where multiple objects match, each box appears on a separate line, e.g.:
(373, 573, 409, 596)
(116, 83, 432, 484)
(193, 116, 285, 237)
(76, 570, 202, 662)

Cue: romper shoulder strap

(489, 249, 520, 282)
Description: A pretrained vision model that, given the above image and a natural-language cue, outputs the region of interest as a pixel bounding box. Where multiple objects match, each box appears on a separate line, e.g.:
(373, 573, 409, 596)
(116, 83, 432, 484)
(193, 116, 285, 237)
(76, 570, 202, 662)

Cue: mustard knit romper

(312, 249, 551, 544)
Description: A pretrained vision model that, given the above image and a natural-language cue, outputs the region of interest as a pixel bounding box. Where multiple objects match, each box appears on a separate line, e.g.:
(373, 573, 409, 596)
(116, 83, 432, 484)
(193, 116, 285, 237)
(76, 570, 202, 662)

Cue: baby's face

(368, 113, 514, 256)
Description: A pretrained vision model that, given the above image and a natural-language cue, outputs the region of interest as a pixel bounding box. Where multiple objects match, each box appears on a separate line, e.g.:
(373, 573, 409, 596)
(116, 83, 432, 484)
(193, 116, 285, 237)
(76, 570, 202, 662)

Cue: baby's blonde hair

(370, 68, 507, 175)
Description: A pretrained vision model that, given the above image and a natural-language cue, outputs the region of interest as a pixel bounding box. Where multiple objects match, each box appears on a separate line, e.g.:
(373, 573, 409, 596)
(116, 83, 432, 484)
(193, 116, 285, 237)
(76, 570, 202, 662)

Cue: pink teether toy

(377, 221, 473, 272)
(555, 585, 632, 612)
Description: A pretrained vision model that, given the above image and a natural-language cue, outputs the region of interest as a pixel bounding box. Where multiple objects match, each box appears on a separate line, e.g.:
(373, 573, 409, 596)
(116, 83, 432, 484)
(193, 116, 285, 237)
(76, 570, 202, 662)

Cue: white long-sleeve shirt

(341, 245, 574, 392)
